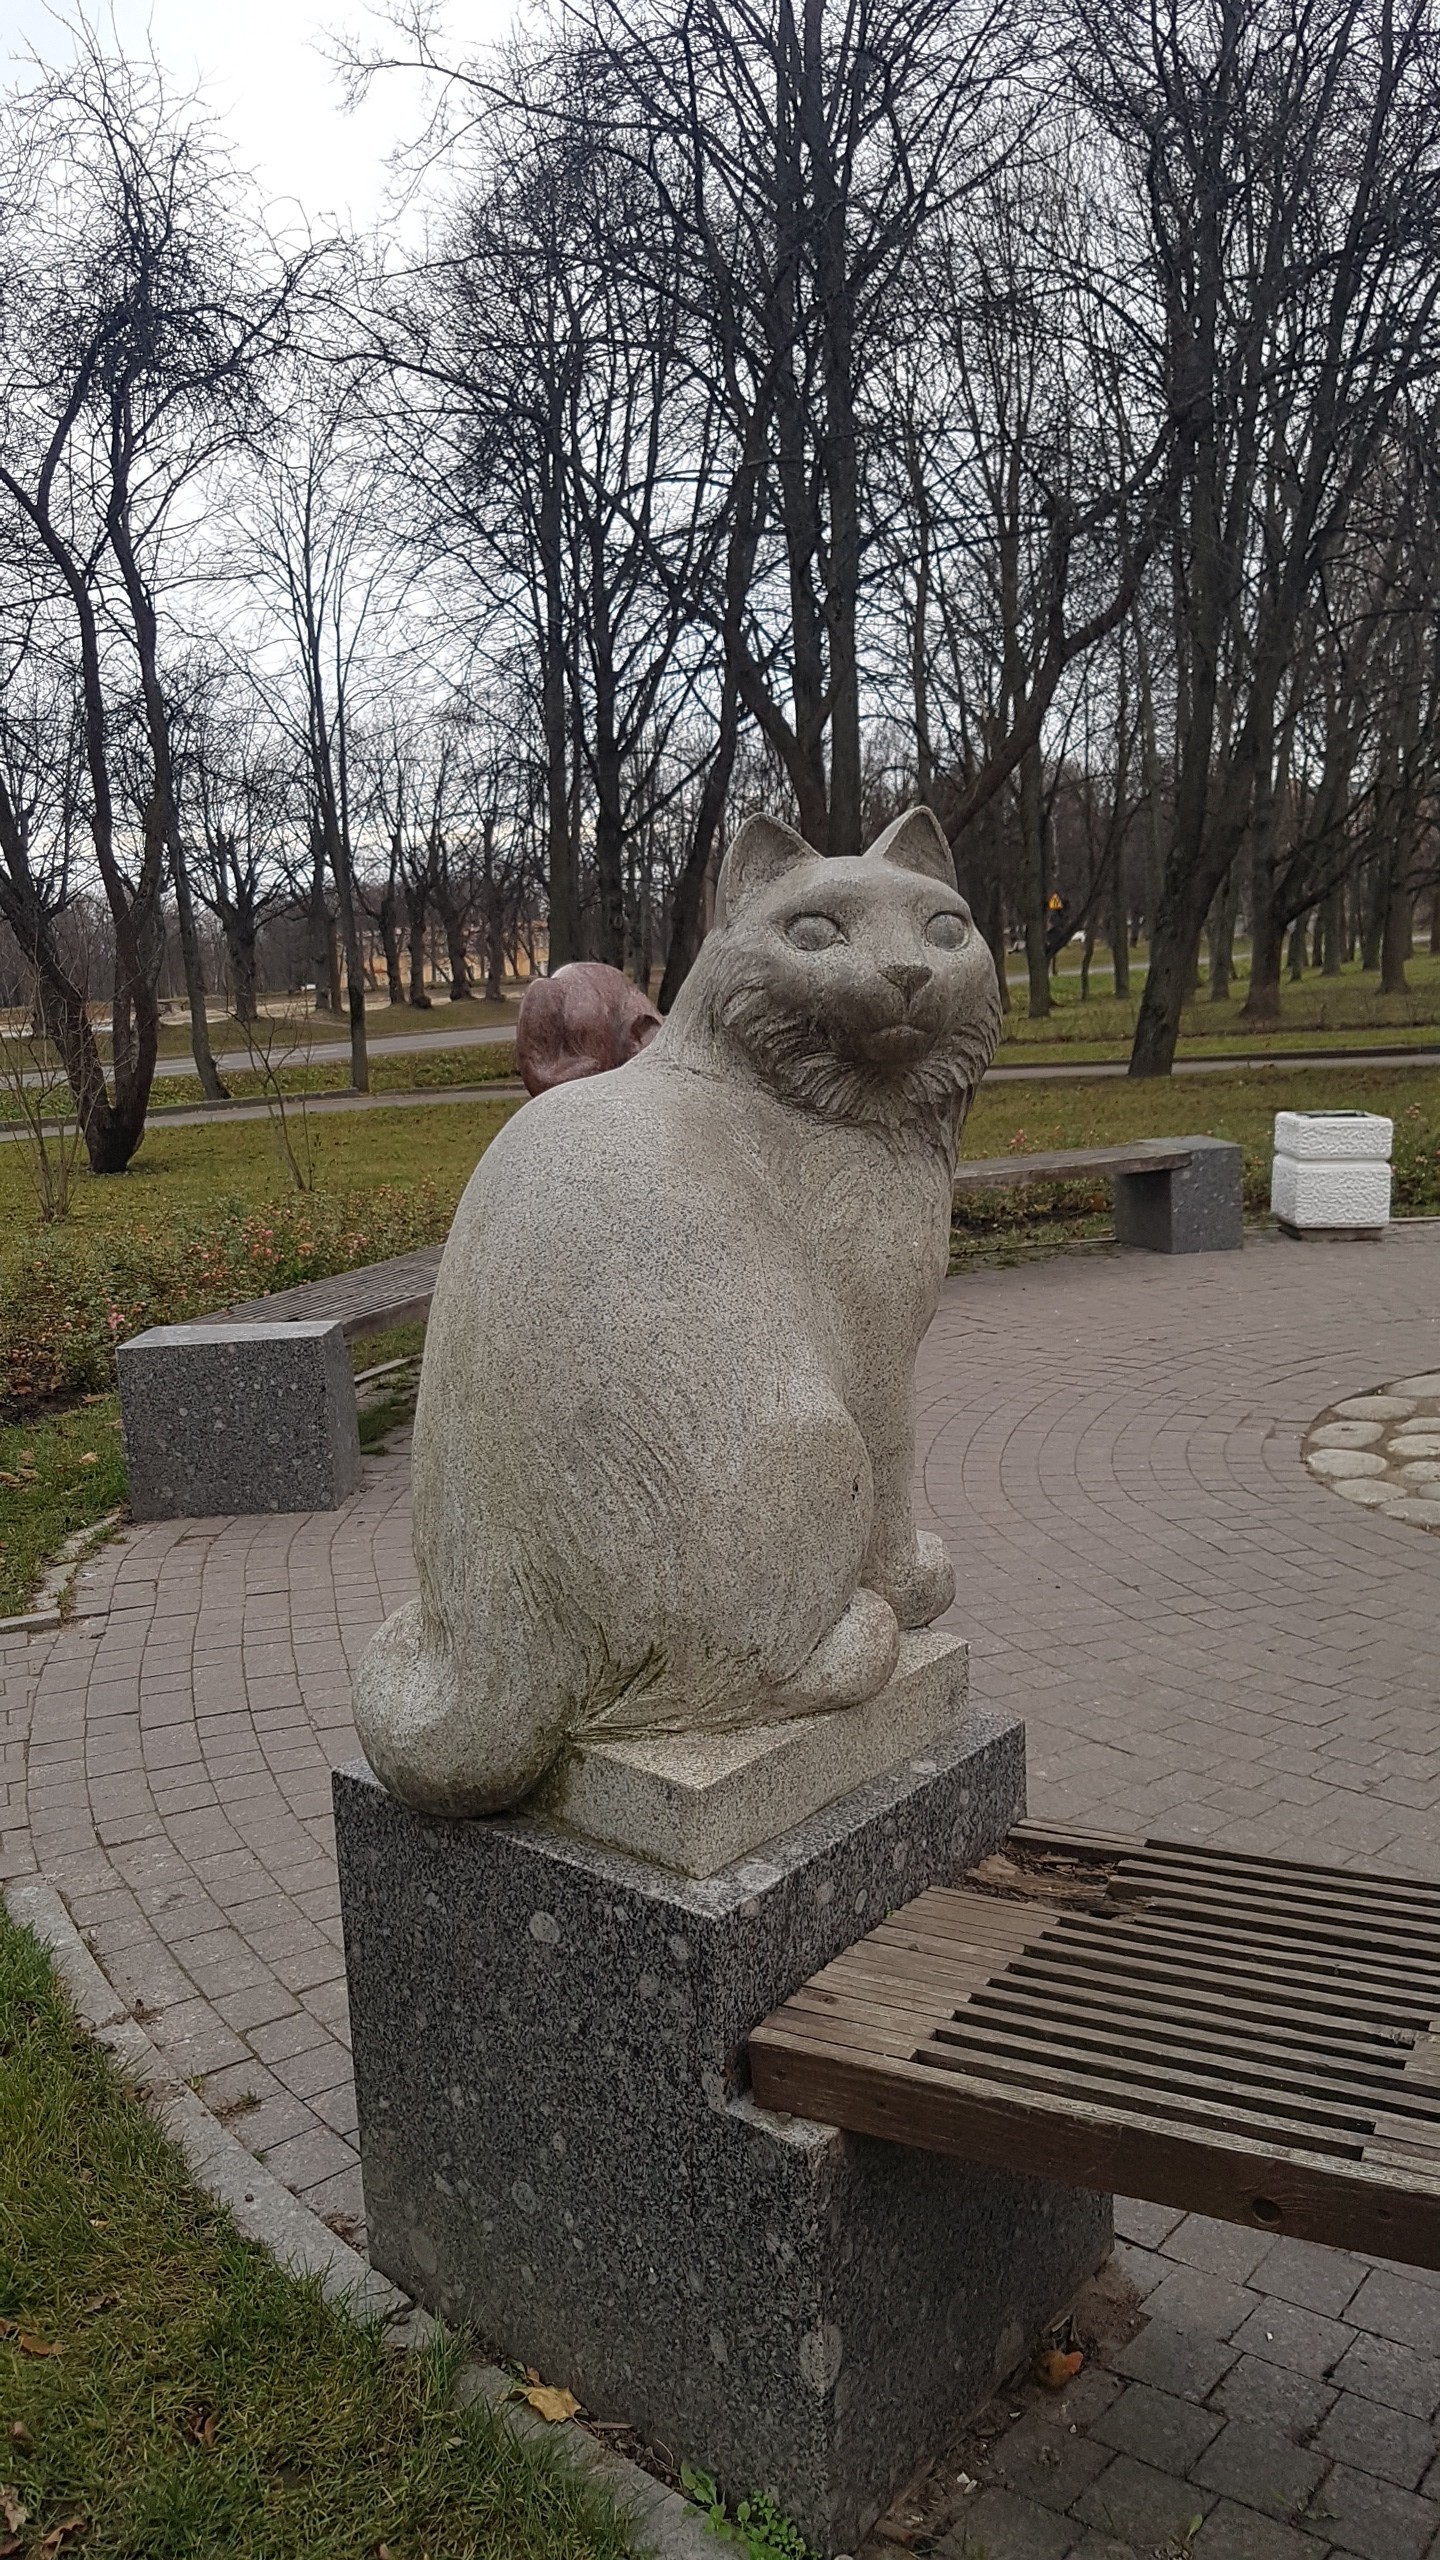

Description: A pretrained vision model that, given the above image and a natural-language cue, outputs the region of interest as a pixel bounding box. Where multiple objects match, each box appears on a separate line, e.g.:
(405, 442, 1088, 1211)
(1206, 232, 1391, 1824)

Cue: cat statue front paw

(878, 1531, 955, 1630)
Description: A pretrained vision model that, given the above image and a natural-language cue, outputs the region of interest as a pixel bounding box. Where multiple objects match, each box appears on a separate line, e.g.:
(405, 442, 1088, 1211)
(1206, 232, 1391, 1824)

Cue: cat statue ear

(866, 806, 957, 890)
(714, 815, 815, 926)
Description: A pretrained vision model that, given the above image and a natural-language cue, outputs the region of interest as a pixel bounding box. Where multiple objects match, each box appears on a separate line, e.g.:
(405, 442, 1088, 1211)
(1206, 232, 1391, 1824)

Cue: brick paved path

(3, 1223, 1439, 2553)
(881, 2197, 1440, 2558)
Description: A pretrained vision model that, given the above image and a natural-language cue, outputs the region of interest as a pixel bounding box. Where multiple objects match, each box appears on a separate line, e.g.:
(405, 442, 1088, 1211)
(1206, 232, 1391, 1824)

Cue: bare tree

(0, 36, 299, 1162)
(1072, 0, 1440, 1075)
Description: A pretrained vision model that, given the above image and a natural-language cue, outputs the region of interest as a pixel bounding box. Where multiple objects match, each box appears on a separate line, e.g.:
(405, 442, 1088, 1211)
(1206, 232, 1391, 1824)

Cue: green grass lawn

(0, 1401, 125, 1620)
(0, 1098, 521, 1257)
(101, 993, 521, 1063)
(0, 1105, 520, 1608)
(996, 944, 1440, 1060)
(0, 1042, 522, 1126)
(0, 1911, 639, 2560)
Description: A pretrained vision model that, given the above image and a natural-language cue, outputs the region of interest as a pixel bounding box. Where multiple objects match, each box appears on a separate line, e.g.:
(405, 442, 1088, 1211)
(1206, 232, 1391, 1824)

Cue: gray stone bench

(953, 1134, 1243, 1254)
(118, 1248, 443, 1522)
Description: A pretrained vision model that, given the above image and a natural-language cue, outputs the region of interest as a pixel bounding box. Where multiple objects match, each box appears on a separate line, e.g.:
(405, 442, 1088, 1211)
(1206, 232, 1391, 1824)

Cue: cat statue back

(353, 805, 1002, 1814)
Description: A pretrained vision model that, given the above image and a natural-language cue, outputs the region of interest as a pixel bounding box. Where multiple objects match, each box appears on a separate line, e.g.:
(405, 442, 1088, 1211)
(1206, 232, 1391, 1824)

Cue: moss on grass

(0, 1912, 639, 2560)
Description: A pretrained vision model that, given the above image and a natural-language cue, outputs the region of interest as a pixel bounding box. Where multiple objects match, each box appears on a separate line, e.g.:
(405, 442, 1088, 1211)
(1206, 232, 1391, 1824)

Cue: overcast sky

(0, 0, 521, 229)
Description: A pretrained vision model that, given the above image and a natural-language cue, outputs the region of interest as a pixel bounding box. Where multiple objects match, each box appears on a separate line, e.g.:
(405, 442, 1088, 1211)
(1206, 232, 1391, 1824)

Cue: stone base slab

(335, 1717, 1111, 2554)
(538, 1628, 969, 1876)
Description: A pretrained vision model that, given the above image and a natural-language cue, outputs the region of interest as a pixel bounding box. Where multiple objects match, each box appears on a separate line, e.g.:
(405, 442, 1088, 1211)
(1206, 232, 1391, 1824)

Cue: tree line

(3, 0, 1440, 1172)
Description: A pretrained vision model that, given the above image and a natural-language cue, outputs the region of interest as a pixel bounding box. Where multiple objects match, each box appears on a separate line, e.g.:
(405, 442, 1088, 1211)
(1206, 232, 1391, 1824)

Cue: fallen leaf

(522, 2384, 581, 2424)
(0, 2534, 23, 2558)
(0, 2491, 28, 2532)
(79, 1453, 98, 1466)
(39, 2520, 86, 2554)
(81, 2294, 116, 2317)
(15, 2333, 61, 2359)
(1034, 2349, 1084, 2389)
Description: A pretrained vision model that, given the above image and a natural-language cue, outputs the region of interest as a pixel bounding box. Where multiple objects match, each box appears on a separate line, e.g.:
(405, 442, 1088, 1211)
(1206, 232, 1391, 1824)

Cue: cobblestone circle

(1304, 1371, 1440, 1532)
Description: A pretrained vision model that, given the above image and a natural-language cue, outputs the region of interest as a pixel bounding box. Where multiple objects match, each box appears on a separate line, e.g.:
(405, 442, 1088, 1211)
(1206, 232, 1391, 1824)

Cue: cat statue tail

(352, 1595, 503, 1818)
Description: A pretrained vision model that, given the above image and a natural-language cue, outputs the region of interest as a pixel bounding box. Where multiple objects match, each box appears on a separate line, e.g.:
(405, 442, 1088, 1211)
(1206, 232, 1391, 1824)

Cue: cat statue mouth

(351, 805, 1004, 1820)
(844, 1016, 937, 1065)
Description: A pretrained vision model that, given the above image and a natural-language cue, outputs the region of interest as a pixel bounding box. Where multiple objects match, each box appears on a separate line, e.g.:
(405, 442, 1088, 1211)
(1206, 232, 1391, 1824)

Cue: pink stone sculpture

(515, 962, 662, 1096)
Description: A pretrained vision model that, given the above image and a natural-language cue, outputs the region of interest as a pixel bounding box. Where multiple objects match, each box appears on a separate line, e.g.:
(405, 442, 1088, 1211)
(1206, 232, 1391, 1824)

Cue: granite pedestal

(335, 1705, 1111, 2553)
(118, 1319, 361, 1519)
(1113, 1133, 1243, 1254)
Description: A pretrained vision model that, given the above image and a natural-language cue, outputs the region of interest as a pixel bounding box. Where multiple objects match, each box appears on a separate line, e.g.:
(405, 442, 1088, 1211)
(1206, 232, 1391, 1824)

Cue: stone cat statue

(353, 805, 1002, 1815)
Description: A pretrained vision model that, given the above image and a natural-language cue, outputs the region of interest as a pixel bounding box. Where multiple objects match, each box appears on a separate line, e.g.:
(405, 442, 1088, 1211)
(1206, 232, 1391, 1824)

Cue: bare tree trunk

(658, 671, 742, 1010)
(405, 880, 431, 1008)
(439, 897, 473, 998)
(1019, 746, 1050, 1020)
(1207, 867, 1239, 1002)
(380, 897, 404, 1003)
(1320, 879, 1345, 975)
(225, 917, 259, 1022)
(169, 839, 228, 1100)
(1380, 874, 1412, 994)
(1109, 836, 1131, 998)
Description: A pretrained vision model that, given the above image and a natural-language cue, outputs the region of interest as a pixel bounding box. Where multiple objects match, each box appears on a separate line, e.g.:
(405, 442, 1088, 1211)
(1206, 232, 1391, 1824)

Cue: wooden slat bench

(214, 1245, 444, 1340)
(953, 1135, 1242, 1253)
(750, 1822, 1440, 2269)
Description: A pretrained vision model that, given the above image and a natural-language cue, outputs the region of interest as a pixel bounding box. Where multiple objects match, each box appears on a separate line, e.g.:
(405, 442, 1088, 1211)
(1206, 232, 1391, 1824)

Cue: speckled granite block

(1114, 1135, 1243, 1254)
(118, 1320, 361, 1519)
(334, 1715, 1111, 2554)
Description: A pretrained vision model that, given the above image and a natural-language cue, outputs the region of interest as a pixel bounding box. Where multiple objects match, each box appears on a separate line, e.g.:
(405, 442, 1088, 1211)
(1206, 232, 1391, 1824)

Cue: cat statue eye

(926, 913, 969, 949)
(786, 914, 845, 950)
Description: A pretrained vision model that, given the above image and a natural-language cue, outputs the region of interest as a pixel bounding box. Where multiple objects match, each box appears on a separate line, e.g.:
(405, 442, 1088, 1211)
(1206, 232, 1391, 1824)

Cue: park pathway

(3, 1224, 1440, 2554)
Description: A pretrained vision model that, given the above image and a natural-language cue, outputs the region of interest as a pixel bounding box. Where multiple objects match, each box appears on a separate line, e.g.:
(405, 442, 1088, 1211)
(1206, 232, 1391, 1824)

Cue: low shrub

(0, 1181, 455, 1417)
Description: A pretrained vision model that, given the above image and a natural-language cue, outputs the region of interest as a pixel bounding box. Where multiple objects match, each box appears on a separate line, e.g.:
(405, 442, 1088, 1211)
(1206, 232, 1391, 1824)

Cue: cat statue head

(661, 805, 1002, 1144)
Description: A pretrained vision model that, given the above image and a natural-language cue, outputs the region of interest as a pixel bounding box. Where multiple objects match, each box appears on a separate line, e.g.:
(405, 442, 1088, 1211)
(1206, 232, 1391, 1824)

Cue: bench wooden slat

(749, 1837, 1440, 2267)
(953, 1142, 1192, 1194)
(214, 1246, 444, 1339)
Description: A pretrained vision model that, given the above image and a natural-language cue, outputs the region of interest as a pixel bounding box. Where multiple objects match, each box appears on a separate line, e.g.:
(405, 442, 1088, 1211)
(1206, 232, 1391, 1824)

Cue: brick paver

(918, 1222, 1440, 1875)
(877, 2203, 1440, 2559)
(3, 1222, 1439, 2549)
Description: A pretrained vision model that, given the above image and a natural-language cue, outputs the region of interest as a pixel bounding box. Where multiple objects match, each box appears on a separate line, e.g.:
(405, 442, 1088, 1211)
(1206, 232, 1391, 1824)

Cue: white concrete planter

(1271, 1110, 1393, 1236)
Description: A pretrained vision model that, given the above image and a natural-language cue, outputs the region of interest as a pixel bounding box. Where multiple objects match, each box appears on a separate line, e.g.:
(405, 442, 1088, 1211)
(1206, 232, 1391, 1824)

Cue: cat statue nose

(883, 962, 932, 1006)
